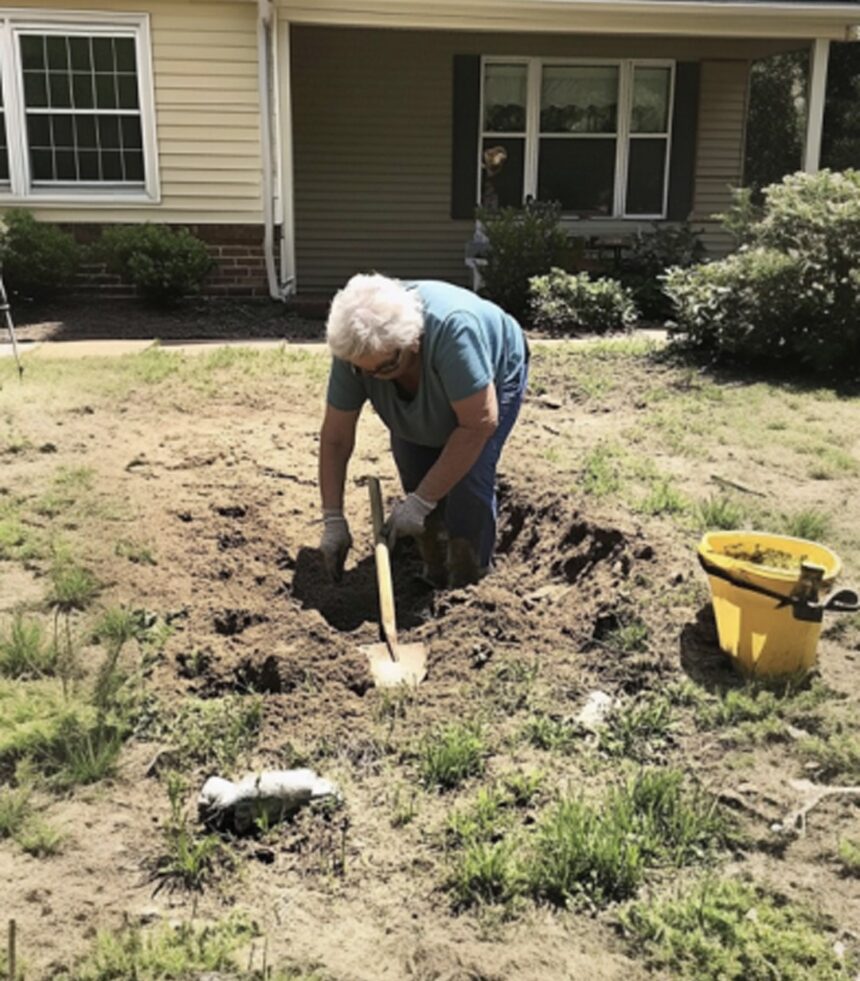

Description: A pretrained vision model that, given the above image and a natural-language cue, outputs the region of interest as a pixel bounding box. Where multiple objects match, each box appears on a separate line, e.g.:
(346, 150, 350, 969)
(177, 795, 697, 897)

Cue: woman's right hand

(320, 509, 352, 582)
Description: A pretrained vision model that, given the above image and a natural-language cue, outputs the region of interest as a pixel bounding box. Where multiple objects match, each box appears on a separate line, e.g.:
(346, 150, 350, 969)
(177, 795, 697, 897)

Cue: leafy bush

(529, 268, 638, 334)
(619, 223, 705, 321)
(665, 170, 860, 377)
(477, 200, 569, 323)
(98, 224, 214, 306)
(0, 210, 80, 301)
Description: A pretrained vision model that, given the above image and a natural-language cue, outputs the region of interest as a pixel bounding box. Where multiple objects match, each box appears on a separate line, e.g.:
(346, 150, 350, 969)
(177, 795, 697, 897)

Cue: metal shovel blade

(362, 641, 428, 688)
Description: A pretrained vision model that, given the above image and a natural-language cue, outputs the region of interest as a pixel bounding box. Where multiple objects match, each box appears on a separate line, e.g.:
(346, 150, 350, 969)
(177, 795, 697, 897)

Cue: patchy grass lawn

(0, 340, 858, 980)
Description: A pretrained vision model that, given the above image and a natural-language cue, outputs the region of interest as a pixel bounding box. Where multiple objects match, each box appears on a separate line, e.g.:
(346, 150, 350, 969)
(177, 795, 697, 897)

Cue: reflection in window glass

(632, 67, 671, 133)
(541, 65, 618, 133)
(626, 137, 667, 214)
(537, 138, 616, 215)
(483, 63, 527, 133)
(20, 32, 143, 184)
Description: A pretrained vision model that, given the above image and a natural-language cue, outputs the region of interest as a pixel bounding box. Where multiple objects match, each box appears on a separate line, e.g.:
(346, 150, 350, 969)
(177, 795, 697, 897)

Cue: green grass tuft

(778, 508, 833, 542)
(0, 786, 31, 839)
(527, 769, 727, 909)
(837, 838, 860, 877)
(418, 722, 486, 791)
(523, 714, 579, 753)
(798, 730, 860, 782)
(619, 877, 856, 980)
(696, 494, 748, 531)
(0, 613, 58, 678)
(16, 817, 65, 857)
(580, 443, 623, 498)
(597, 693, 675, 761)
(158, 696, 263, 771)
(637, 478, 688, 517)
(47, 556, 101, 612)
(59, 915, 256, 981)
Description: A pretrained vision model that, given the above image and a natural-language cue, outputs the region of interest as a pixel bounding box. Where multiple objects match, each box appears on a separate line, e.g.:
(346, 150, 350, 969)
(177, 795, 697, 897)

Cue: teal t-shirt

(326, 280, 526, 448)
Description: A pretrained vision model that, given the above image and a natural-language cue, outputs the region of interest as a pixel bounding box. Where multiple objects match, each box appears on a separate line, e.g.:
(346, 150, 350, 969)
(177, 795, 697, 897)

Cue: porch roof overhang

(272, 0, 860, 39)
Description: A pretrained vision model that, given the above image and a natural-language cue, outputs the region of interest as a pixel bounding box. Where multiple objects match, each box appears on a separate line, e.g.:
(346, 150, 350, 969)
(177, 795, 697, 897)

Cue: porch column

(803, 38, 830, 174)
(276, 17, 297, 293)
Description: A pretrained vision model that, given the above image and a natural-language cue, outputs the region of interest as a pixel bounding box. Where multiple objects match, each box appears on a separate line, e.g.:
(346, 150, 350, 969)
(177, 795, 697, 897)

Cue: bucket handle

(698, 554, 860, 624)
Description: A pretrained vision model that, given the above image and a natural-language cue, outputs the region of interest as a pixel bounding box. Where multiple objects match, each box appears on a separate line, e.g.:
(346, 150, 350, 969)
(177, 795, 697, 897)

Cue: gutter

(257, 0, 282, 302)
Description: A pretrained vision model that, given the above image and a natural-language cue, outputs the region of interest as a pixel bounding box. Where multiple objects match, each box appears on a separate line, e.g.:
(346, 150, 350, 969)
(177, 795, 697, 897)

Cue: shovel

(361, 476, 428, 688)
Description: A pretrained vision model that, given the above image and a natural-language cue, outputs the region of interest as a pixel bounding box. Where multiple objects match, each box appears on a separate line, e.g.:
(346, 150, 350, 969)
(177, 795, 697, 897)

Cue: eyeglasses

(351, 349, 402, 378)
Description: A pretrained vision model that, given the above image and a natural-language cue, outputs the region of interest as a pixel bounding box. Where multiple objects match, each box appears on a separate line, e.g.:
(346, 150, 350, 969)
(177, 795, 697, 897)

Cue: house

(0, 0, 857, 300)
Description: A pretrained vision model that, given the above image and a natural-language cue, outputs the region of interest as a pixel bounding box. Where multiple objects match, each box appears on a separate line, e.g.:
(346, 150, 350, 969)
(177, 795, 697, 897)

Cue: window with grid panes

(479, 59, 674, 219)
(20, 33, 144, 185)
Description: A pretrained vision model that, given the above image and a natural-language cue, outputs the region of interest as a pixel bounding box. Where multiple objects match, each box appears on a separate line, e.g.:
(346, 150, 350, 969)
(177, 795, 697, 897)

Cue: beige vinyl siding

(693, 60, 752, 253)
(3, 0, 263, 224)
(291, 26, 803, 291)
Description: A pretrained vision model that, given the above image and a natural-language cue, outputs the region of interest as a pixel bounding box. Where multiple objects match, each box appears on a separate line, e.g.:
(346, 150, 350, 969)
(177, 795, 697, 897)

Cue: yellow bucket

(698, 531, 843, 678)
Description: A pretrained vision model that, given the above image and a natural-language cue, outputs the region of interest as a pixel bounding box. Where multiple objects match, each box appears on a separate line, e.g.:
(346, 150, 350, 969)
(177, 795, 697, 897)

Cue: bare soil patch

(1, 343, 858, 979)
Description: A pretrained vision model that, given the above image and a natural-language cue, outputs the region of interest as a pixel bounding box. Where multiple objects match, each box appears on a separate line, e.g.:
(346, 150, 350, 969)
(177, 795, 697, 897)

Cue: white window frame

(478, 56, 675, 220)
(0, 9, 159, 205)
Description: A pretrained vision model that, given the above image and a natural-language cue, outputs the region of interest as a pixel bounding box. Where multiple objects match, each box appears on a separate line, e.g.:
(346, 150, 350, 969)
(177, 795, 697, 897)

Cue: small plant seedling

(115, 538, 157, 565)
(156, 772, 231, 892)
(16, 818, 65, 857)
(0, 786, 31, 840)
(389, 784, 419, 828)
(418, 722, 487, 791)
(522, 714, 579, 753)
(501, 771, 544, 807)
(836, 838, 860, 877)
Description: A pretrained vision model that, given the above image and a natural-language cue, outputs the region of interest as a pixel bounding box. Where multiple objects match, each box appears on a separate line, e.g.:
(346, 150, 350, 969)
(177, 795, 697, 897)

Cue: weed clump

(619, 877, 856, 980)
(418, 722, 487, 791)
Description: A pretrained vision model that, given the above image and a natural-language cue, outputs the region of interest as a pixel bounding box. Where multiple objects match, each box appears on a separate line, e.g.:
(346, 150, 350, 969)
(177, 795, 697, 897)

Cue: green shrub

(529, 268, 638, 334)
(619, 222, 705, 321)
(665, 170, 860, 377)
(98, 224, 214, 306)
(0, 210, 80, 301)
(477, 200, 569, 323)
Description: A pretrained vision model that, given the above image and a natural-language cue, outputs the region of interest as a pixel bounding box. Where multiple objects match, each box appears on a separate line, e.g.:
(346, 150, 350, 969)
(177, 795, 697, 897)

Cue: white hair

(326, 273, 424, 360)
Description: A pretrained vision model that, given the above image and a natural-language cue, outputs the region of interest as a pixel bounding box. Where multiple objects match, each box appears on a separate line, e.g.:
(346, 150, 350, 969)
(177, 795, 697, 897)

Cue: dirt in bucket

(720, 543, 808, 571)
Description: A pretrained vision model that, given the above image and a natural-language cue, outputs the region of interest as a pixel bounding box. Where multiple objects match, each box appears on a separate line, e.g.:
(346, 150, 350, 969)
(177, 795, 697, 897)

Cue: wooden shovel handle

(368, 477, 398, 646)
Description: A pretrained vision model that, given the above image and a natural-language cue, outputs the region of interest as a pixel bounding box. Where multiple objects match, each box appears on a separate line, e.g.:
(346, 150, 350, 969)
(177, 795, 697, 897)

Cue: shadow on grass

(651, 341, 860, 397)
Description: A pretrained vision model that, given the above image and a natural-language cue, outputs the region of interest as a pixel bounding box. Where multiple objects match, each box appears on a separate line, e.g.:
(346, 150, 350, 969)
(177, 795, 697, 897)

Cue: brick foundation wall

(61, 222, 276, 300)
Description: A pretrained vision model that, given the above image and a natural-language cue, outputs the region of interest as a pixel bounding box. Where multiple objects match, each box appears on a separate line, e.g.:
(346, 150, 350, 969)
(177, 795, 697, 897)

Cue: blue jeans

(390, 356, 528, 568)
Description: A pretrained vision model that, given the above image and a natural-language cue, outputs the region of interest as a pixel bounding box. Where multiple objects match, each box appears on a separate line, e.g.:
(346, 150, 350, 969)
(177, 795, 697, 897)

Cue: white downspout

(257, 0, 280, 301)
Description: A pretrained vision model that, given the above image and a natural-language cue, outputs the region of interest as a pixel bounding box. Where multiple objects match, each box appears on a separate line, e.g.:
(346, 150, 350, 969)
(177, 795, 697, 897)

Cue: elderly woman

(318, 273, 528, 588)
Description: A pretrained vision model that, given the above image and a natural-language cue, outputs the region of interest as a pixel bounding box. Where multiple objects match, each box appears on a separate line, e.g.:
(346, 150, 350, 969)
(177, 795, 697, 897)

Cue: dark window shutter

(667, 62, 701, 221)
(451, 55, 481, 220)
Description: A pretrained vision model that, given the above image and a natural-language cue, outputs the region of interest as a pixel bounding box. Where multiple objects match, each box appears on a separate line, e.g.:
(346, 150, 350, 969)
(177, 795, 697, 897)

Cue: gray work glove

(320, 509, 352, 582)
(384, 493, 435, 549)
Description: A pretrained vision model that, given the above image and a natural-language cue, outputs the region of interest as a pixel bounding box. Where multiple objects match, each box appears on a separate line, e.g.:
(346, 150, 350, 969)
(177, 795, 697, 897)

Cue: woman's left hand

(384, 493, 435, 547)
